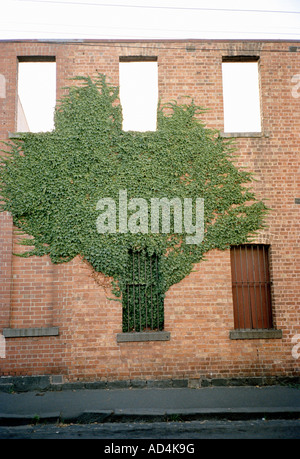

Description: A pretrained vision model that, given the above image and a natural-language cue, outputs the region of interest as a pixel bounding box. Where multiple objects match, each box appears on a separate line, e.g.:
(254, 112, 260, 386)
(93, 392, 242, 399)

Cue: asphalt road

(1, 419, 300, 440)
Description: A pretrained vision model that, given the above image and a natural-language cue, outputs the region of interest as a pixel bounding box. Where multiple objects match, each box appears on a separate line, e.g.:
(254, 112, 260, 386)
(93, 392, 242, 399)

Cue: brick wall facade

(0, 40, 299, 383)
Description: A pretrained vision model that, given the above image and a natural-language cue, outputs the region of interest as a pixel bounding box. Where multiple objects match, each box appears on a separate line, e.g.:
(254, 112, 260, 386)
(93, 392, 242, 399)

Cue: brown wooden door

(230, 245, 273, 329)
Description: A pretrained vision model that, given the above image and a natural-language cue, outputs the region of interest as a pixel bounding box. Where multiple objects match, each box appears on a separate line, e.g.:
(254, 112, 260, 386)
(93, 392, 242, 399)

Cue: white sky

(222, 62, 261, 133)
(119, 61, 158, 131)
(0, 0, 300, 40)
(18, 62, 56, 131)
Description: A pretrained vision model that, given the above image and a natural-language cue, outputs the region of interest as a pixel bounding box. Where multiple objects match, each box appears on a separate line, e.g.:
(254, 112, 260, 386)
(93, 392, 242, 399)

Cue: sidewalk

(0, 385, 300, 425)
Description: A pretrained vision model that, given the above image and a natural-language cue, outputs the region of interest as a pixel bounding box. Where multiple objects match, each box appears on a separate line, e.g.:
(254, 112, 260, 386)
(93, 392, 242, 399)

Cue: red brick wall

(0, 40, 299, 382)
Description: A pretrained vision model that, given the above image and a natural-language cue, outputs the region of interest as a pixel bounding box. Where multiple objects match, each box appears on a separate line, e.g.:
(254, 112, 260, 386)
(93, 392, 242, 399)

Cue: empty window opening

(119, 59, 158, 131)
(230, 244, 274, 330)
(122, 250, 164, 333)
(17, 58, 56, 132)
(222, 60, 261, 133)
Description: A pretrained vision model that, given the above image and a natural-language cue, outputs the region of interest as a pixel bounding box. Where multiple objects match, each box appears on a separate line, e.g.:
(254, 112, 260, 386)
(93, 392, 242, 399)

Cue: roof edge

(0, 38, 299, 44)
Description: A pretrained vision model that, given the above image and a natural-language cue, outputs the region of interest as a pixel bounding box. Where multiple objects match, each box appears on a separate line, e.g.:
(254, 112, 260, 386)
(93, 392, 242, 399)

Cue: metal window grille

(230, 244, 273, 329)
(122, 250, 164, 333)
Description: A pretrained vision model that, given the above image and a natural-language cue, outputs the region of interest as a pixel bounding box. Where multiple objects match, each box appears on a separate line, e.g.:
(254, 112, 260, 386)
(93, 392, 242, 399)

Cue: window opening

(222, 60, 261, 133)
(119, 59, 158, 131)
(17, 58, 56, 132)
(230, 244, 273, 330)
(122, 250, 164, 332)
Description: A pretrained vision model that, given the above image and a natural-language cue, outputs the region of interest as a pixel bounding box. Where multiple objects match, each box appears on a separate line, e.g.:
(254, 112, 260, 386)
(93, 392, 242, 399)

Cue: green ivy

(0, 74, 268, 300)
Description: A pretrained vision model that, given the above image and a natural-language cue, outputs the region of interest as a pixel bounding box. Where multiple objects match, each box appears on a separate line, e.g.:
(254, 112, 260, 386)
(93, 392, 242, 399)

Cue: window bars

(122, 250, 164, 333)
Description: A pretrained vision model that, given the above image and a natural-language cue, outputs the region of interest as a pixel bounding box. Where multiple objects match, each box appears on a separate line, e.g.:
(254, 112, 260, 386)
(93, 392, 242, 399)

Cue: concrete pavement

(0, 384, 299, 425)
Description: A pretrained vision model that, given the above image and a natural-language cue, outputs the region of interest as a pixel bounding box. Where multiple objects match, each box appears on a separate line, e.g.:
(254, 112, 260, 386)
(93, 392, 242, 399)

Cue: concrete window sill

(229, 329, 282, 340)
(8, 132, 28, 139)
(2, 327, 59, 338)
(116, 331, 170, 343)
